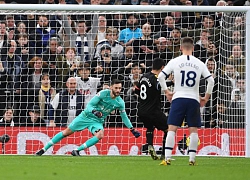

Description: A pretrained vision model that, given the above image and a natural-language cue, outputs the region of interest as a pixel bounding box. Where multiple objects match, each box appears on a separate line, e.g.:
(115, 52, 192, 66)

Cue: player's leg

(146, 127, 159, 160)
(35, 127, 74, 156)
(186, 99, 201, 165)
(77, 129, 103, 151)
(140, 115, 158, 160)
(188, 127, 198, 165)
(35, 113, 85, 156)
(161, 130, 168, 160)
(160, 99, 185, 165)
(154, 112, 168, 160)
(71, 122, 104, 156)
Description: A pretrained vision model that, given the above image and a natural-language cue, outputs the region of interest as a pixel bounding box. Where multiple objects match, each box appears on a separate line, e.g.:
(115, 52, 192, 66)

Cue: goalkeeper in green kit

(35, 79, 140, 156)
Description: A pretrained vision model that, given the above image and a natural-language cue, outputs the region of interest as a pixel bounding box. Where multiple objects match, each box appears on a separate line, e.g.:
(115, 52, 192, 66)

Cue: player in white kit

(158, 37, 214, 165)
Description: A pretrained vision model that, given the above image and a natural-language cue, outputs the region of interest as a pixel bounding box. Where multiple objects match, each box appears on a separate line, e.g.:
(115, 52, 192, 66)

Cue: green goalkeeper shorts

(68, 112, 104, 134)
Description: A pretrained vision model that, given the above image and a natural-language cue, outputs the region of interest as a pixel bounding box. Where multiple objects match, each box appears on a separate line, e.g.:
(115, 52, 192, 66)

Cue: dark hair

(0, 21, 7, 26)
(78, 62, 90, 70)
(111, 79, 122, 85)
(152, 58, 165, 70)
(17, 33, 28, 39)
(132, 62, 139, 68)
(3, 106, 14, 115)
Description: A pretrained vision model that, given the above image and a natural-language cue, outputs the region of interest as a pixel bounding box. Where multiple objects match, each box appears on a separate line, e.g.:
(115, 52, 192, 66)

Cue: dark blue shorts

(168, 98, 201, 127)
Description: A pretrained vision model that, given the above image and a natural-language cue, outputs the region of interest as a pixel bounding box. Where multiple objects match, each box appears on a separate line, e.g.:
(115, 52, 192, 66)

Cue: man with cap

(20, 105, 47, 127)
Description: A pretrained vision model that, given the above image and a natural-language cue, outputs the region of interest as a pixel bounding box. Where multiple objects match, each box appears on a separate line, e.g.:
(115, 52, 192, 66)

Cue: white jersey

(76, 77, 101, 107)
(51, 93, 76, 126)
(161, 55, 211, 102)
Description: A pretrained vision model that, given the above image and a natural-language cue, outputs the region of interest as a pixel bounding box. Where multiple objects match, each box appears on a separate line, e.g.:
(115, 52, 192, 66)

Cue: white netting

(0, 5, 246, 156)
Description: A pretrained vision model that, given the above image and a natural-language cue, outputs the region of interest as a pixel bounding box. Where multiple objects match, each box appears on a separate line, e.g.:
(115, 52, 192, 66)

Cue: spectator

(154, 0, 174, 32)
(15, 33, 35, 66)
(38, 73, 56, 126)
(119, 45, 138, 67)
(227, 75, 245, 128)
(57, 14, 76, 48)
(106, 14, 126, 32)
(202, 0, 227, 28)
(206, 41, 219, 62)
(0, 21, 7, 51)
(15, 22, 27, 38)
(56, 47, 79, 89)
(224, 62, 240, 89)
(18, 56, 51, 116)
(115, 62, 143, 95)
(76, 63, 101, 108)
(232, 16, 245, 30)
(204, 101, 228, 128)
(227, 45, 245, 74)
(200, 58, 232, 124)
(49, 77, 84, 127)
(118, 14, 142, 47)
(132, 23, 154, 63)
(0, 60, 12, 115)
(167, 27, 182, 58)
(175, 0, 195, 30)
(94, 27, 124, 59)
(20, 105, 46, 127)
(5, 15, 16, 32)
(0, 40, 23, 91)
(230, 30, 244, 50)
(0, 107, 15, 127)
(30, 15, 56, 54)
(94, 15, 107, 46)
(183, 15, 220, 47)
(91, 44, 119, 83)
(41, 36, 64, 87)
(153, 15, 175, 39)
(62, 12, 98, 61)
(137, 0, 155, 31)
(231, 75, 245, 103)
(194, 29, 211, 63)
(153, 37, 173, 65)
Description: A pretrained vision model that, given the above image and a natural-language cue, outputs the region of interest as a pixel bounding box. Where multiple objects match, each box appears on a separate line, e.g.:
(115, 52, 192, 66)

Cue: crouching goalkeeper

(36, 79, 140, 156)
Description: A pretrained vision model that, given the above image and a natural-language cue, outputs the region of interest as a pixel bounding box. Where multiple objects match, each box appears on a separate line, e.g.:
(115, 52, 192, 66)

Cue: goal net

(0, 4, 247, 157)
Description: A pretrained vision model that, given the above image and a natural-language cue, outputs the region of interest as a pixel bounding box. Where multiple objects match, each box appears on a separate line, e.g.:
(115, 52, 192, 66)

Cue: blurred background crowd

(0, 0, 246, 129)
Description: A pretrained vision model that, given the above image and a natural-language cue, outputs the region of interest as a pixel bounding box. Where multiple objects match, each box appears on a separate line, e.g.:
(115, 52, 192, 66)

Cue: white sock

(189, 133, 199, 162)
(165, 131, 175, 160)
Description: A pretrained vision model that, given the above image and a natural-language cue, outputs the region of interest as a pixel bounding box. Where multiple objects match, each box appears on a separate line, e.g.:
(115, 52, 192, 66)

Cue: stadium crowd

(0, 0, 246, 129)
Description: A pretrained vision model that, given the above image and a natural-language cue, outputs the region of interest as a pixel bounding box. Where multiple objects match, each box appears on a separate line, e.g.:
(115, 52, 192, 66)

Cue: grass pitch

(1, 156, 250, 180)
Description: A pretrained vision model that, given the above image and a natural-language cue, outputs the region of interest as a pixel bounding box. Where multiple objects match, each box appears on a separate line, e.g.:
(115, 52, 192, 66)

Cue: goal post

(0, 4, 249, 157)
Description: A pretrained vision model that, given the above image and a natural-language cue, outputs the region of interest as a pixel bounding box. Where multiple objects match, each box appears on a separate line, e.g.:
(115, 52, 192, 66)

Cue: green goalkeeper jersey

(83, 89, 133, 129)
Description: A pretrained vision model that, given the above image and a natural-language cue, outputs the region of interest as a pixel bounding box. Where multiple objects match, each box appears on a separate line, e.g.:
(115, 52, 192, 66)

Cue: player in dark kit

(136, 58, 170, 160)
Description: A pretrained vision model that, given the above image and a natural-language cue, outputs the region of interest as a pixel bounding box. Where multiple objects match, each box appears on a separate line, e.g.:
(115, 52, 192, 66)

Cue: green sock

(77, 136, 99, 151)
(44, 132, 64, 151)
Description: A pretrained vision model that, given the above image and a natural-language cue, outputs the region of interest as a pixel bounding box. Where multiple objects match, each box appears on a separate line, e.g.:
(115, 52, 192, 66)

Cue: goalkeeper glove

(92, 110, 103, 118)
(130, 128, 140, 138)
